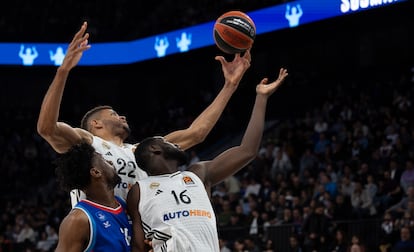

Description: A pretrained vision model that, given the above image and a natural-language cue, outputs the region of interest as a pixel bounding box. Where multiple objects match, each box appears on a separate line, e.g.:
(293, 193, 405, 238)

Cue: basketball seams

(213, 31, 243, 54)
(219, 17, 255, 37)
(214, 23, 253, 49)
(213, 10, 256, 54)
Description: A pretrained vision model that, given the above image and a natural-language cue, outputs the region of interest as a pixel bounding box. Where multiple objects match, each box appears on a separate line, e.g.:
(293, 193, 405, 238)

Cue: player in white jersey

(127, 68, 289, 252)
(137, 171, 218, 251)
(37, 21, 252, 207)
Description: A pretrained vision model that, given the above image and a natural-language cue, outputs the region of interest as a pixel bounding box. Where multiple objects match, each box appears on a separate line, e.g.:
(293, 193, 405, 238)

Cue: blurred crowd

(1, 64, 414, 252)
(211, 65, 414, 252)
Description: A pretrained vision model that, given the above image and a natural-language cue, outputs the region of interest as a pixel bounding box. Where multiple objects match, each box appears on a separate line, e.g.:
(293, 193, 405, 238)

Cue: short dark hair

(80, 105, 112, 130)
(54, 142, 95, 192)
(134, 137, 158, 172)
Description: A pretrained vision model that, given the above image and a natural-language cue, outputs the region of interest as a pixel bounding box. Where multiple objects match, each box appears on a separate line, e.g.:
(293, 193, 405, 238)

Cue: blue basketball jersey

(74, 196, 131, 252)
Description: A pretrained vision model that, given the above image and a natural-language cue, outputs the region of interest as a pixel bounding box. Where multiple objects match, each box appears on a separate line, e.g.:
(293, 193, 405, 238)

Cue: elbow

(36, 121, 54, 138)
(190, 126, 210, 145)
(241, 148, 259, 163)
(37, 123, 47, 137)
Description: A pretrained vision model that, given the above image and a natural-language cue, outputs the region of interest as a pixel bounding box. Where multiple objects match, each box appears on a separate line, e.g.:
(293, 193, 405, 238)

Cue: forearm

(37, 67, 69, 134)
(190, 84, 237, 133)
(240, 94, 267, 153)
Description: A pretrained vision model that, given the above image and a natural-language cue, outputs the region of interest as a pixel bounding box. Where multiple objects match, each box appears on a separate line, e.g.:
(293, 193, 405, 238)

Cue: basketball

(213, 11, 256, 54)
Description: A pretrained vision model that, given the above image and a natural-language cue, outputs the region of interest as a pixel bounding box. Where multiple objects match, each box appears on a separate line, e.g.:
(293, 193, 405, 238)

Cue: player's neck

(97, 132, 125, 147)
(85, 190, 118, 208)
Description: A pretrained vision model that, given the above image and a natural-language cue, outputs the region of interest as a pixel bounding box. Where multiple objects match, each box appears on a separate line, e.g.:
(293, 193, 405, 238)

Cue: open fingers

(71, 22, 88, 44)
(277, 68, 289, 81)
(69, 22, 89, 50)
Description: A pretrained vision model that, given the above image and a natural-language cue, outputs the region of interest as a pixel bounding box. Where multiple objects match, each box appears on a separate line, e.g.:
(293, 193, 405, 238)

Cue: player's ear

(91, 119, 103, 129)
(90, 167, 101, 177)
(149, 144, 162, 155)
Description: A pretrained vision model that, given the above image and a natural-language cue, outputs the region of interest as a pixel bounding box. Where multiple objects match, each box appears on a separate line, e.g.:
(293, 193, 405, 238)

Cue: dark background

(0, 1, 413, 154)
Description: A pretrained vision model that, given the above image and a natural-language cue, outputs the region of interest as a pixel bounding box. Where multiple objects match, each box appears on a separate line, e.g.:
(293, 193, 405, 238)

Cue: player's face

(95, 153, 122, 188)
(157, 137, 188, 166)
(101, 109, 131, 136)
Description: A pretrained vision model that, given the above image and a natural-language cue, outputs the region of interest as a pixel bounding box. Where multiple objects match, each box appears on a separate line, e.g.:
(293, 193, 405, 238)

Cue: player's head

(134, 136, 188, 175)
(81, 105, 130, 139)
(55, 142, 121, 192)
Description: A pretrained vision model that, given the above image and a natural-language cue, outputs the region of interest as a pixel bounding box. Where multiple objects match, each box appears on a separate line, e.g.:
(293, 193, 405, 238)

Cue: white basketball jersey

(138, 171, 219, 252)
(70, 136, 148, 207)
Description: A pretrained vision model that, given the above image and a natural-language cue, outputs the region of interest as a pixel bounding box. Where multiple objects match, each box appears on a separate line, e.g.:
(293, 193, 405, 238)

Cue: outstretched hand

(60, 21, 91, 71)
(256, 68, 288, 97)
(215, 49, 252, 87)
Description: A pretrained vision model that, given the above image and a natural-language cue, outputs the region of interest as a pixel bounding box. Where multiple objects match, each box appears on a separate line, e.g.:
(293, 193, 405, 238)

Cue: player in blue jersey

(54, 142, 131, 252)
(127, 68, 288, 252)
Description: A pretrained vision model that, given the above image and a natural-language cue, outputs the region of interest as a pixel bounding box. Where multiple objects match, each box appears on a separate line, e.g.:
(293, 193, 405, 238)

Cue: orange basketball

(213, 11, 256, 54)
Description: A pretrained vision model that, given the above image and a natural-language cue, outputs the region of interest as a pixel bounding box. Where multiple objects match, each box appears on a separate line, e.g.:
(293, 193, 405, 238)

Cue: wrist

(223, 80, 238, 91)
(57, 66, 71, 75)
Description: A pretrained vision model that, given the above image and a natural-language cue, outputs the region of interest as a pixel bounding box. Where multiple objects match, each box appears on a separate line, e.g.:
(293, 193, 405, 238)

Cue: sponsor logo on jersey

(105, 151, 113, 156)
(163, 209, 212, 221)
(102, 141, 111, 150)
(103, 220, 111, 228)
(150, 182, 160, 189)
(182, 176, 195, 185)
(96, 211, 107, 221)
(155, 189, 163, 196)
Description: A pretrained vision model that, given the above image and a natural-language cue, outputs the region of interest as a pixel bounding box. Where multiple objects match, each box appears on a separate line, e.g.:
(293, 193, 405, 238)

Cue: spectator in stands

(243, 235, 261, 252)
(394, 210, 414, 231)
(400, 159, 414, 194)
(302, 202, 331, 252)
(348, 234, 365, 252)
(331, 193, 352, 221)
(262, 239, 275, 252)
(270, 147, 293, 179)
(36, 230, 56, 252)
(299, 147, 319, 183)
(351, 180, 377, 219)
(314, 132, 331, 157)
(387, 185, 414, 218)
(224, 174, 241, 200)
(339, 176, 354, 200)
(319, 171, 338, 199)
(232, 238, 247, 252)
(328, 229, 347, 252)
(16, 222, 36, 250)
(243, 177, 262, 199)
(391, 226, 414, 252)
(287, 234, 303, 252)
(325, 162, 338, 183)
(217, 199, 234, 228)
(219, 237, 231, 252)
(314, 116, 328, 134)
(365, 173, 378, 202)
(389, 159, 404, 183)
(377, 169, 403, 212)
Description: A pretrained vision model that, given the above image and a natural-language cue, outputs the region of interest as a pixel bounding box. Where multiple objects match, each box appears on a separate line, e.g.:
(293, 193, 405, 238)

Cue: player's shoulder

(74, 127, 94, 144)
(58, 208, 90, 241)
(62, 208, 89, 227)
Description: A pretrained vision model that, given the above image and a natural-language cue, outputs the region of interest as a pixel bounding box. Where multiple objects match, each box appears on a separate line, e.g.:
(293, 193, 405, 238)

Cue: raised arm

(192, 68, 289, 187)
(37, 22, 92, 153)
(163, 50, 252, 151)
(55, 209, 90, 252)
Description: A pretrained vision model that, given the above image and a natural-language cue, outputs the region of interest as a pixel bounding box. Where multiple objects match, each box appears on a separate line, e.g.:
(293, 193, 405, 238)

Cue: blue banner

(0, 0, 405, 66)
